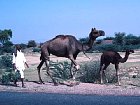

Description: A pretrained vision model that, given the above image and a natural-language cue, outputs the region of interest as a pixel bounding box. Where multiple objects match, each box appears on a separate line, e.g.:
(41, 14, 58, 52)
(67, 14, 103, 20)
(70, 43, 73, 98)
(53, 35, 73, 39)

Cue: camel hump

(55, 35, 68, 40)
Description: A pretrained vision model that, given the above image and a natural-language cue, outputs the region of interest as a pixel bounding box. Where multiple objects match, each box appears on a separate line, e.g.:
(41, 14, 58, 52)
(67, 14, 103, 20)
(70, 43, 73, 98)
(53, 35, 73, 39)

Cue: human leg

(19, 69, 25, 87)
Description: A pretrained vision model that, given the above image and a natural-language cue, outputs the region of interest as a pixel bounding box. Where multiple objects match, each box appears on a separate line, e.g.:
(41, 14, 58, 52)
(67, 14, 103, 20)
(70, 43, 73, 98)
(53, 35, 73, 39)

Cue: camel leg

(44, 60, 58, 86)
(69, 55, 79, 80)
(100, 63, 109, 84)
(99, 64, 104, 84)
(70, 62, 74, 78)
(115, 64, 120, 85)
(103, 63, 110, 83)
(37, 60, 44, 84)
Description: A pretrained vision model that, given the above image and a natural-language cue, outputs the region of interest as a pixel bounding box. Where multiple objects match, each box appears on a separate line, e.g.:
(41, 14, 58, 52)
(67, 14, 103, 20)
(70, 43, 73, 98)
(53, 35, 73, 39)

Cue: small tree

(114, 32, 125, 45)
(27, 40, 37, 47)
(124, 34, 140, 45)
(19, 43, 27, 49)
(0, 29, 12, 45)
(2, 41, 14, 53)
(3, 41, 13, 47)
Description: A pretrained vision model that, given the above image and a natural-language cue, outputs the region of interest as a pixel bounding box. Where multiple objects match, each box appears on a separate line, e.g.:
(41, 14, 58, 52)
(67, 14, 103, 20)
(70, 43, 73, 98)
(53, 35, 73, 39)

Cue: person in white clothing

(12, 45, 29, 87)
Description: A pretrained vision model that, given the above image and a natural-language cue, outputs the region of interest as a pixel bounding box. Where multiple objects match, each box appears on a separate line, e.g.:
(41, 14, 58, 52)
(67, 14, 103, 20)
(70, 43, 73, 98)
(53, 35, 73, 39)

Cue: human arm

(25, 62, 29, 68)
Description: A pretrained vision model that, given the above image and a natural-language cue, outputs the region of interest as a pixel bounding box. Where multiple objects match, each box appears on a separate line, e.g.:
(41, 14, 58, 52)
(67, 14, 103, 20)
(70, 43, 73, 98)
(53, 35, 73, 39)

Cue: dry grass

(24, 50, 140, 84)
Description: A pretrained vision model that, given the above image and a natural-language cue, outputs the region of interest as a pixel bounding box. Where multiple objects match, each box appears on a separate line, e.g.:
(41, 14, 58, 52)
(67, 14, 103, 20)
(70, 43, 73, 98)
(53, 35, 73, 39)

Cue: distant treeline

(1, 29, 140, 54)
(79, 32, 140, 52)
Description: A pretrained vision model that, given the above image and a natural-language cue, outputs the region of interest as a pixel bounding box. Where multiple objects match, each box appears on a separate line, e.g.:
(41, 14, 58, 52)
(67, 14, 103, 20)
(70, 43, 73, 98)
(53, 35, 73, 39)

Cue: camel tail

(83, 51, 90, 59)
(40, 52, 43, 60)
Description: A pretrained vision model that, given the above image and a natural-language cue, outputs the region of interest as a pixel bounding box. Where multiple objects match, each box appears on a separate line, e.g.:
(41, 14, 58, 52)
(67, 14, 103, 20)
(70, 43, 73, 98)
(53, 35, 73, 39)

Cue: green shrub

(19, 43, 27, 49)
(1, 71, 15, 84)
(0, 46, 14, 54)
(78, 60, 100, 83)
(0, 55, 13, 84)
(1, 70, 21, 84)
(32, 47, 40, 52)
(49, 61, 71, 81)
(27, 40, 37, 47)
(121, 44, 140, 50)
(45, 60, 119, 83)
(0, 55, 12, 69)
(78, 60, 117, 83)
(93, 44, 140, 52)
(94, 44, 121, 52)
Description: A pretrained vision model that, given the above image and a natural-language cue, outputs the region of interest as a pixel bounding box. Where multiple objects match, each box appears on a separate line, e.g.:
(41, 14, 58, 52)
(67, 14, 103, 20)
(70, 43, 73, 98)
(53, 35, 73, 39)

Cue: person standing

(12, 45, 29, 88)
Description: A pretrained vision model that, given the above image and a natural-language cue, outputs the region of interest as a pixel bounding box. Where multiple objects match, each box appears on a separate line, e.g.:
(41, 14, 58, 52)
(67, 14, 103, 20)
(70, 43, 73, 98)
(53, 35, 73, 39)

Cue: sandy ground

(0, 51, 140, 96)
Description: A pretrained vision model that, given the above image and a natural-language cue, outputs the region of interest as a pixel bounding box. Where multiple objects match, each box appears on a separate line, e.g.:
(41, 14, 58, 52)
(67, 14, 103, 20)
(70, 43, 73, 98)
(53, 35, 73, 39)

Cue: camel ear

(92, 28, 96, 31)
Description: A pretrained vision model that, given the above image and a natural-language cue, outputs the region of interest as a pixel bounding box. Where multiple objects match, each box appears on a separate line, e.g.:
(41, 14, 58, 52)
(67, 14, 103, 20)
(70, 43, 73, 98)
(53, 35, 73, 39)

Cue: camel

(99, 49, 134, 85)
(37, 28, 105, 85)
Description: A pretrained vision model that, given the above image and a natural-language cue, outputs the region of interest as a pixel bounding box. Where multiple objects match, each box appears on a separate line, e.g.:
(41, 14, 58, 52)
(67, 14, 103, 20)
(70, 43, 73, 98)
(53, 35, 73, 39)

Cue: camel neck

(119, 53, 129, 63)
(82, 37, 96, 51)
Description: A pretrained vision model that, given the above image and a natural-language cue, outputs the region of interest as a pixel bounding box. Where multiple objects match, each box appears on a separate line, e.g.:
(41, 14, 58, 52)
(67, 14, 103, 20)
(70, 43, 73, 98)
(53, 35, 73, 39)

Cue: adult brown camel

(37, 28, 105, 85)
(99, 50, 134, 85)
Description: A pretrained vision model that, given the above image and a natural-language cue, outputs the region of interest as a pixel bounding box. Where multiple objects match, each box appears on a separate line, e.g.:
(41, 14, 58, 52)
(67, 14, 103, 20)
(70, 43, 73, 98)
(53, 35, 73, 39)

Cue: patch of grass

(1, 70, 17, 85)
(77, 61, 118, 83)
(77, 60, 100, 83)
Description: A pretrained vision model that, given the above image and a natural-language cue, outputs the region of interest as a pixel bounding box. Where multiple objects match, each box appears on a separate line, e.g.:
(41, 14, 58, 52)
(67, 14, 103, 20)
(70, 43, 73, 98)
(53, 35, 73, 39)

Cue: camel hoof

(39, 81, 45, 84)
(72, 77, 76, 80)
(67, 81, 80, 87)
(118, 83, 121, 86)
(54, 83, 59, 86)
(115, 84, 121, 86)
(100, 81, 104, 84)
(75, 65, 80, 70)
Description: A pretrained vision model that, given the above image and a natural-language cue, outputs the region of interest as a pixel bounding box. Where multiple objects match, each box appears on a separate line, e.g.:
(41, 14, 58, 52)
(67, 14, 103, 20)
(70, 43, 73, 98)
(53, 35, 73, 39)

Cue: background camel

(37, 28, 105, 85)
(99, 49, 134, 85)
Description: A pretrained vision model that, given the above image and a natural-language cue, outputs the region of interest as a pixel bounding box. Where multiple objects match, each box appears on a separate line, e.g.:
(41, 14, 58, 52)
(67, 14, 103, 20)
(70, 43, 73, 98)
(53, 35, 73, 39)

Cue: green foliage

(103, 37, 114, 40)
(0, 41, 14, 54)
(93, 44, 121, 52)
(78, 60, 117, 83)
(49, 61, 71, 80)
(78, 60, 100, 83)
(0, 57, 13, 84)
(27, 40, 37, 47)
(114, 32, 125, 45)
(79, 37, 89, 43)
(79, 33, 140, 53)
(94, 44, 140, 52)
(121, 44, 140, 50)
(1, 70, 20, 84)
(3, 41, 13, 47)
(32, 47, 41, 52)
(19, 43, 27, 49)
(45, 60, 115, 83)
(0, 47, 13, 54)
(124, 34, 140, 45)
(0, 55, 13, 69)
(0, 29, 12, 44)
(2, 47, 13, 54)
(2, 72, 11, 84)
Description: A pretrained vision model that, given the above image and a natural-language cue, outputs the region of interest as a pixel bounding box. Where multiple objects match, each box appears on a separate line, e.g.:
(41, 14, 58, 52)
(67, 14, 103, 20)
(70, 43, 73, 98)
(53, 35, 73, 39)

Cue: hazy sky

(0, 0, 140, 43)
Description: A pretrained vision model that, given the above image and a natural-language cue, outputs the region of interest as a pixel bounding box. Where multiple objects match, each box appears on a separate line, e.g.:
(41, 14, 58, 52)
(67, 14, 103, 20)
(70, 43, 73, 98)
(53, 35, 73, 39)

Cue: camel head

(89, 28, 105, 39)
(126, 49, 134, 55)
